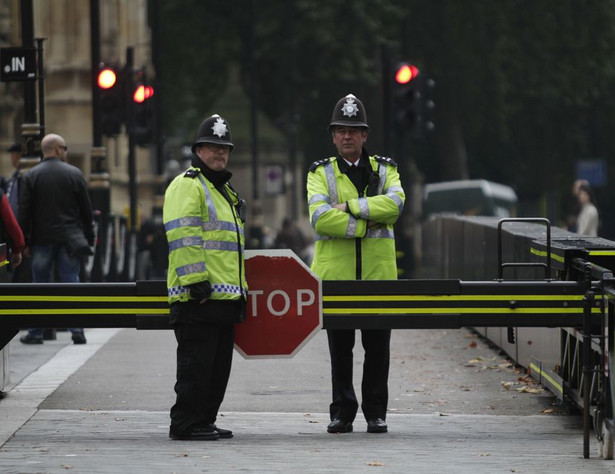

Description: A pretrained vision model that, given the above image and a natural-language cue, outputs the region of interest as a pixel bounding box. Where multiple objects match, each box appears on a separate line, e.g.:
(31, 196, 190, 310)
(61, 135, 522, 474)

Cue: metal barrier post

(582, 259, 594, 459)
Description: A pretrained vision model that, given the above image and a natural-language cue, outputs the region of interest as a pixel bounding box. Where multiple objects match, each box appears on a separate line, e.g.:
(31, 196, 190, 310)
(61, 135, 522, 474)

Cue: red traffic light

(395, 63, 419, 85)
(97, 68, 118, 89)
(133, 84, 154, 103)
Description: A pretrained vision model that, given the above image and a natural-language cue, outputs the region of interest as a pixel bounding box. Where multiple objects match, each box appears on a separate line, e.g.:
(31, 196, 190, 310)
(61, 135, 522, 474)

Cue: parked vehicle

(422, 179, 518, 219)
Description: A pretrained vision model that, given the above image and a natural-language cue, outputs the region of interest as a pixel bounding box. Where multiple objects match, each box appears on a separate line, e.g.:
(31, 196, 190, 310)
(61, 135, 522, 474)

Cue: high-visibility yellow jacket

(163, 166, 247, 305)
(307, 154, 405, 281)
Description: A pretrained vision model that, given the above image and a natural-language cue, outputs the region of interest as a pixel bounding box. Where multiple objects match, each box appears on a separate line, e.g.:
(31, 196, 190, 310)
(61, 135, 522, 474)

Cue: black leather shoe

(209, 424, 233, 439)
(327, 419, 353, 433)
(367, 418, 388, 433)
(169, 425, 219, 441)
(20, 334, 43, 344)
(72, 333, 87, 345)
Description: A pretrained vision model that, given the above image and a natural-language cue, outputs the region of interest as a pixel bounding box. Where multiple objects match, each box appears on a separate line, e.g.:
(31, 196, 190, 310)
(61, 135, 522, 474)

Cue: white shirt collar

(343, 158, 360, 167)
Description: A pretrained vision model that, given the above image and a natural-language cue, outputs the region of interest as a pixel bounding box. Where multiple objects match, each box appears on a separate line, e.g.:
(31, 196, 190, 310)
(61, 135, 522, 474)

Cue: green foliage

(157, 0, 239, 138)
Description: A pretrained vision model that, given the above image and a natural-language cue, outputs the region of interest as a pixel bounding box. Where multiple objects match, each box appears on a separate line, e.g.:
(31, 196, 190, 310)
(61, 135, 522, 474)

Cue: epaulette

(374, 155, 398, 167)
(184, 168, 200, 178)
(309, 157, 332, 172)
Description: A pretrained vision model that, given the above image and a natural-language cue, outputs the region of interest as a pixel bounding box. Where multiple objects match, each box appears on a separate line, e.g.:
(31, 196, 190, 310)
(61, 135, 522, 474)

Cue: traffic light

(422, 77, 436, 134)
(133, 82, 155, 147)
(393, 62, 421, 132)
(392, 61, 435, 138)
(97, 65, 125, 136)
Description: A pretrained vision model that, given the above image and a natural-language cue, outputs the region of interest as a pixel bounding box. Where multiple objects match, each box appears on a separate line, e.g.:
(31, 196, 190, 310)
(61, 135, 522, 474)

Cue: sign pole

(35, 37, 45, 136)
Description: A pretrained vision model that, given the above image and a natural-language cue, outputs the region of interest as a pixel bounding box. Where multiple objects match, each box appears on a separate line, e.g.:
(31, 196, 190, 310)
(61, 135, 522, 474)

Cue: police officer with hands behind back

(307, 94, 405, 434)
(164, 114, 247, 441)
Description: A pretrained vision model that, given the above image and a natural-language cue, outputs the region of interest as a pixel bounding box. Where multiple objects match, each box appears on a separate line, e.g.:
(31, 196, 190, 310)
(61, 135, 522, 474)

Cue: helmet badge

(341, 95, 359, 118)
(211, 115, 228, 138)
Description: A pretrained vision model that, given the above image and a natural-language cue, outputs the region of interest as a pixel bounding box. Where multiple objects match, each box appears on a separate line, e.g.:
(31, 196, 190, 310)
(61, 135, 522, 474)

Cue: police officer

(307, 94, 405, 434)
(164, 114, 247, 441)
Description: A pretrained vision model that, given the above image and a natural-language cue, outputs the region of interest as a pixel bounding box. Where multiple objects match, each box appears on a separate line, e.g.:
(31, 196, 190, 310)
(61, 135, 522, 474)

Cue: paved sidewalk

(0, 410, 609, 473)
(0, 329, 121, 447)
(0, 328, 612, 472)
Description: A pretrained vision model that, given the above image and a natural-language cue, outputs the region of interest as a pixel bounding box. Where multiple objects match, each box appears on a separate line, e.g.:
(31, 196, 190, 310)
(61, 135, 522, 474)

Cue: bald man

(19, 134, 95, 344)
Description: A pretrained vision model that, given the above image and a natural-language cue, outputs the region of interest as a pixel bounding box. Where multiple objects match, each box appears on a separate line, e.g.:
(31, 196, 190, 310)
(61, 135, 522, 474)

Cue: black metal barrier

(0, 278, 599, 342)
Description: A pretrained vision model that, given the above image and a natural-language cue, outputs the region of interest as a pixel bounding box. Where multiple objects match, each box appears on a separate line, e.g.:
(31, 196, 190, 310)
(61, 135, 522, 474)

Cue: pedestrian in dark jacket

(274, 217, 306, 258)
(4, 142, 31, 283)
(18, 133, 95, 345)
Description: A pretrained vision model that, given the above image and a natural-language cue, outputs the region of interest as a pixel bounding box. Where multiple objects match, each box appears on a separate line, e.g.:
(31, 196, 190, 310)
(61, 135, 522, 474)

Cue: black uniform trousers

(327, 328, 391, 423)
(170, 322, 235, 435)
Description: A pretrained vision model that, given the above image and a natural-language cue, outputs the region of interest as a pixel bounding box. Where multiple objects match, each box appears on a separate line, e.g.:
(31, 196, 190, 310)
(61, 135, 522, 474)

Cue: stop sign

(234, 249, 322, 358)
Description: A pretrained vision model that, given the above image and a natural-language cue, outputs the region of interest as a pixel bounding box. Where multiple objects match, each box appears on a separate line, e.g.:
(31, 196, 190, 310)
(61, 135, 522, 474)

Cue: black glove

(186, 281, 212, 300)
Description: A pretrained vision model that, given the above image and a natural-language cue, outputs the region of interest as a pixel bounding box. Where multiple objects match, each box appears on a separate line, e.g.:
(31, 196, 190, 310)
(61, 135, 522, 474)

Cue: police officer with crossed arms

(307, 94, 405, 434)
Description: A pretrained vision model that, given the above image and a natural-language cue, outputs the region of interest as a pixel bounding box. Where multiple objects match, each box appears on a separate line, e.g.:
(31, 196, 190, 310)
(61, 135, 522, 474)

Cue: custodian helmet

(329, 93, 369, 131)
(191, 114, 234, 153)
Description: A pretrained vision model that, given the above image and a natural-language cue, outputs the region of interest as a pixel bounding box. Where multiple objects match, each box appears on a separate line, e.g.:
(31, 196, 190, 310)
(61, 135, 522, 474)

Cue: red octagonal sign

(234, 250, 322, 358)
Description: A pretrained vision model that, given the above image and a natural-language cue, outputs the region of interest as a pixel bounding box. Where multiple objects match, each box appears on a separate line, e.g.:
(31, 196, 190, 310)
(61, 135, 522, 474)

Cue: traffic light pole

(89, 0, 111, 282)
(35, 37, 45, 137)
(20, 0, 36, 126)
(126, 47, 138, 281)
(126, 48, 137, 233)
(90, 0, 102, 147)
(249, 0, 260, 203)
(19, 0, 41, 164)
(381, 44, 393, 157)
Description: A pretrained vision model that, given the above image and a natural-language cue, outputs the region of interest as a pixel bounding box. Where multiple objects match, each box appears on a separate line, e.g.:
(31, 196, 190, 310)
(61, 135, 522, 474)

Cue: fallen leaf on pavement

(516, 386, 544, 394)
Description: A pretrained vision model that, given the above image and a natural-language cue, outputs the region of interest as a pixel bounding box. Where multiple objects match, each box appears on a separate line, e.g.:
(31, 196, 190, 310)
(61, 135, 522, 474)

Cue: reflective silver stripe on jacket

(203, 220, 244, 236)
(203, 240, 244, 252)
(316, 226, 394, 241)
(387, 191, 404, 213)
(324, 162, 338, 204)
(311, 203, 332, 227)
(165, 216, 202, 232)
(176, 261, 206, 276)
(168, 236, 203, 251)
(365, 227, 394, 239)
(386, 185, 404, 194)
(309, 193, 330, 206)
(345, 216, 357, 238)
(385, 185, 404, 213)
(357, 197, 369, 218)
(198, 174, 218, 221)
(377, 163, 387, 195)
